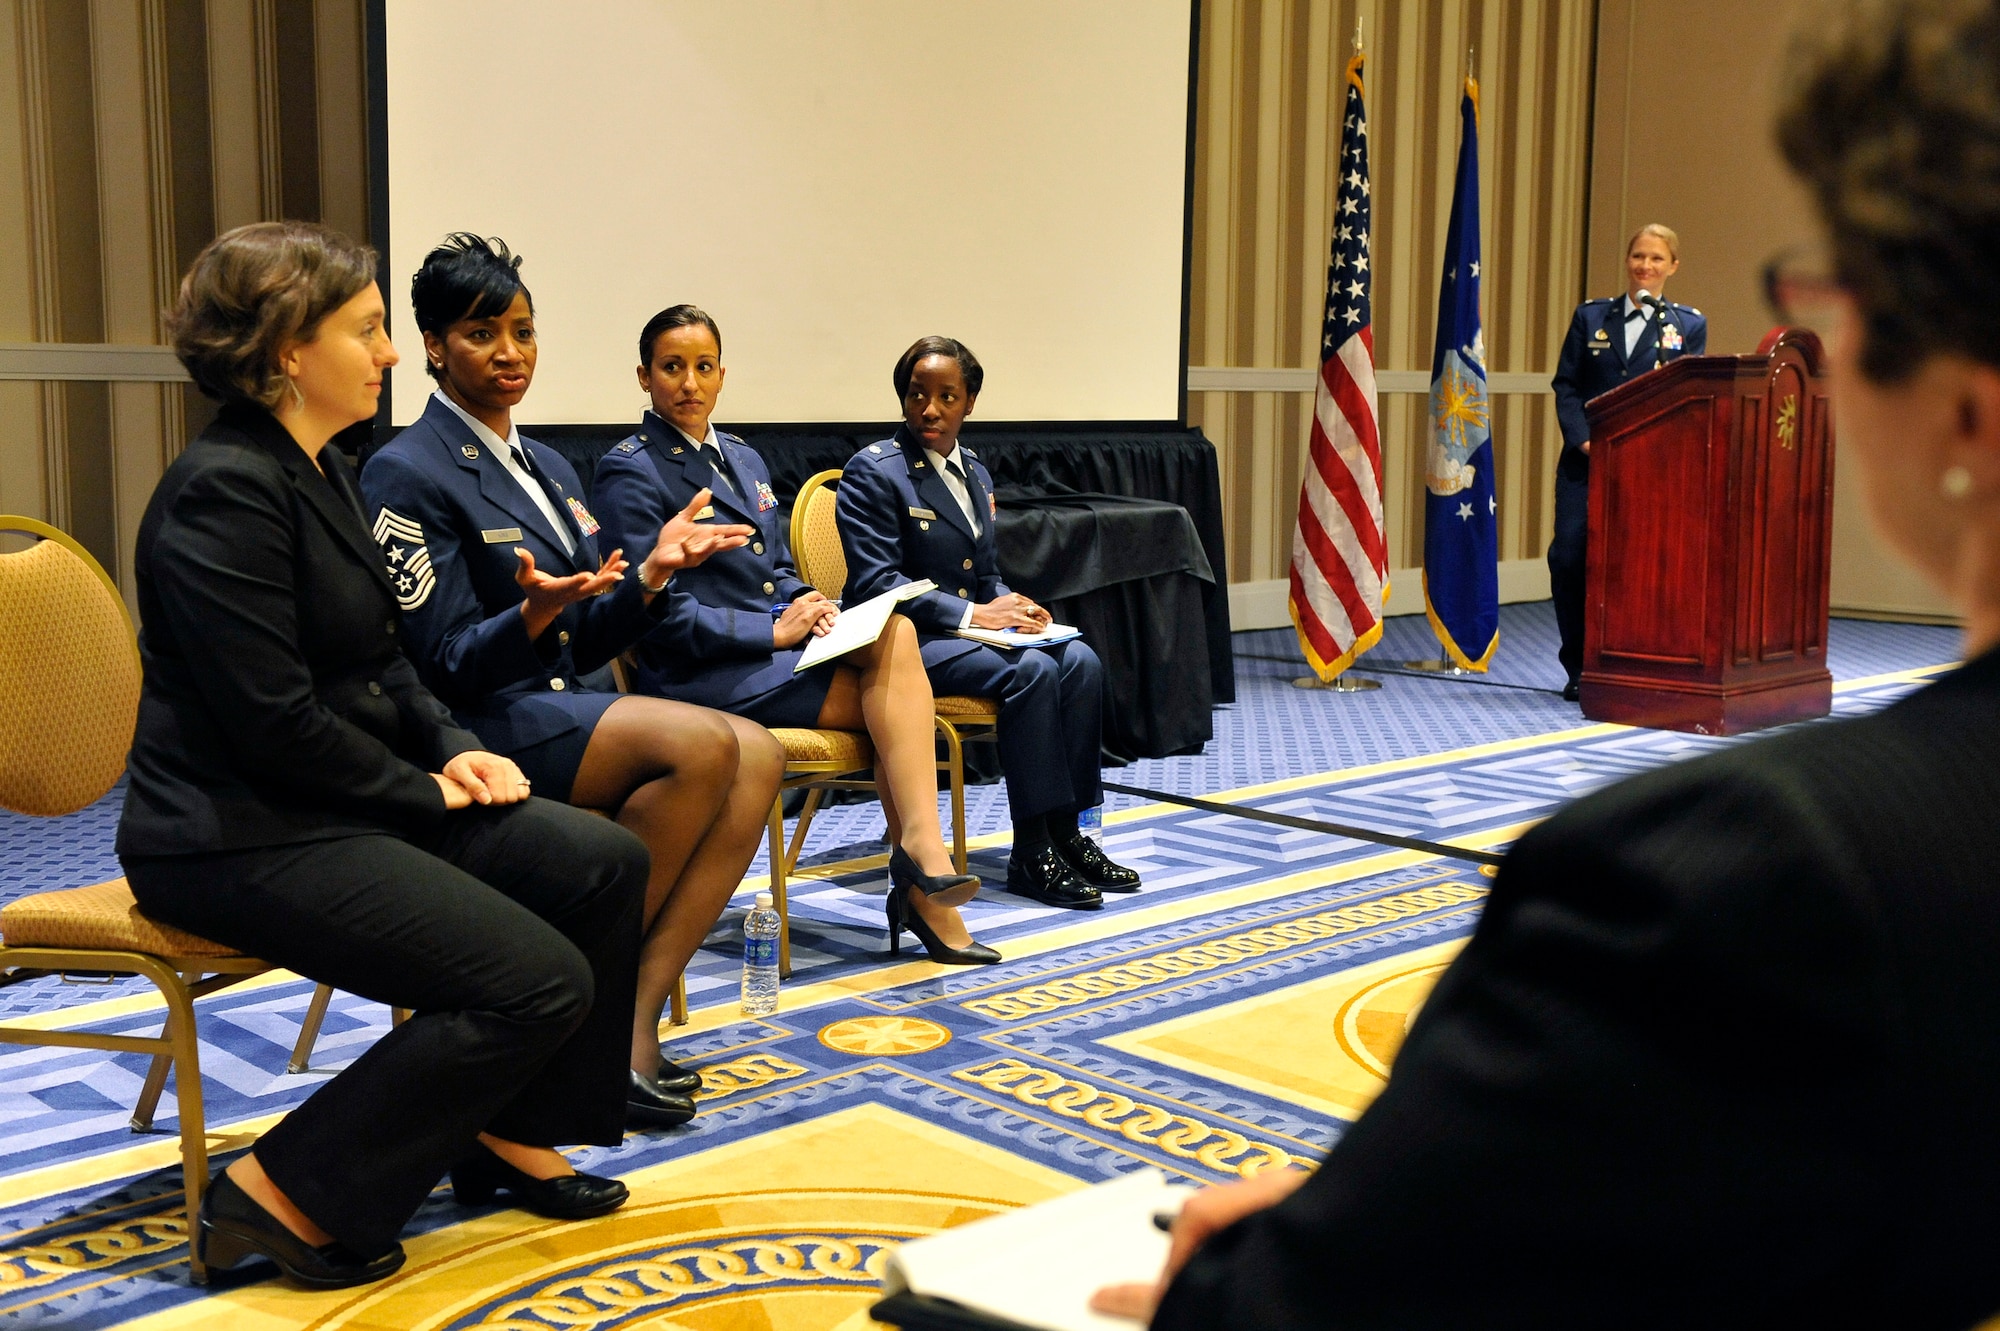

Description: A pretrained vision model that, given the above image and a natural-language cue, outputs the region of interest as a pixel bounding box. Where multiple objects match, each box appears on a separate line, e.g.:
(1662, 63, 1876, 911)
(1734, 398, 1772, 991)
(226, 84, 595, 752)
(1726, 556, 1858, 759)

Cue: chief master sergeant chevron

(1548, 222, 1706, 700)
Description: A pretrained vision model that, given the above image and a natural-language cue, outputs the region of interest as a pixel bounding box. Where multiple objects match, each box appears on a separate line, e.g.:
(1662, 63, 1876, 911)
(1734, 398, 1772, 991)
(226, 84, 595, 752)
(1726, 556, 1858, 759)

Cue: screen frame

(364, 0, 1200, 440)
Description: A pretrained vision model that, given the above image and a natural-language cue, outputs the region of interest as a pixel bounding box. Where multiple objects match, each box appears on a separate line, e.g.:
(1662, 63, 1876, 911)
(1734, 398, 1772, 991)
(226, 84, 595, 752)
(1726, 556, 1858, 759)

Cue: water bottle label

(745, 934, 778, 969)
(1078, 805, 1102, 835)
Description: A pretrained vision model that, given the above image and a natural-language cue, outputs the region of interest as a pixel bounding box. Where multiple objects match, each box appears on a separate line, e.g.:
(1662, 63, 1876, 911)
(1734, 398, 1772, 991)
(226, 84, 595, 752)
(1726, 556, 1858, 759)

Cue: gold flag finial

(1354, 13, 1364, 50)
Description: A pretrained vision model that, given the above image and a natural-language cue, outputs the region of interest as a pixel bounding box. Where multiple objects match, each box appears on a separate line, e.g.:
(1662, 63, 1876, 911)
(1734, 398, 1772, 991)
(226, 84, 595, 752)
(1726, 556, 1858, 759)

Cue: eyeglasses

(1762, 246, 1847, 348)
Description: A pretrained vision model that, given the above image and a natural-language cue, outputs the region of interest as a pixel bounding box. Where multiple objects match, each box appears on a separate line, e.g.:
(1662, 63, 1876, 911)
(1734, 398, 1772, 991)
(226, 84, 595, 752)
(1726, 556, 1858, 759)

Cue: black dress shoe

(1561, 680, 1581, 702)
(626, 1068, 697, 1128)
(449, 1144, 628, 1220)
(886, 883, 1002, 965)
(196, 1168, 406, 1289)
(654, 1055, 702, 1095)
(1056, 833, 1141, 892)
(1006, 845, 1103, 910)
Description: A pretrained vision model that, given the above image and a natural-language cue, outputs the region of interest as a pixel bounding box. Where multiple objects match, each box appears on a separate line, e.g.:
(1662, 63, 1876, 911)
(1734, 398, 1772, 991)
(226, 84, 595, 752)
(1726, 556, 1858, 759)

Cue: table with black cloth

(365, 425, 1232, 761)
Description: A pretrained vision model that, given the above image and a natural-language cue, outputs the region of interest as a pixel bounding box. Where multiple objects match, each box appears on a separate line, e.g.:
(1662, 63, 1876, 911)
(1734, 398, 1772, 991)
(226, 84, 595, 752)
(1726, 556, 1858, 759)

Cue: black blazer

(1155, 648, 2000, 1330)
(117, 404, 481, 858)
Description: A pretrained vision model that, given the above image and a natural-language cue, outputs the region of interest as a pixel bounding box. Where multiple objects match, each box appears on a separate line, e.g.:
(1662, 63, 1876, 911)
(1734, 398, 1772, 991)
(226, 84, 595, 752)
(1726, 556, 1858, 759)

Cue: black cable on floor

(1099, 781, 1507, 867)
(1234, 652, 1564, 696)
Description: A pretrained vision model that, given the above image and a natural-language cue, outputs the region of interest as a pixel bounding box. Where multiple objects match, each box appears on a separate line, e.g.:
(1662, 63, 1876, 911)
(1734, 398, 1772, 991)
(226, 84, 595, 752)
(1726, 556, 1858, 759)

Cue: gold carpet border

(953, 1058, 1311, 1177)
(0, 1207, 186, 1299)
(963, 881, 1486, 1020)
(697, 1052, 809, 1097)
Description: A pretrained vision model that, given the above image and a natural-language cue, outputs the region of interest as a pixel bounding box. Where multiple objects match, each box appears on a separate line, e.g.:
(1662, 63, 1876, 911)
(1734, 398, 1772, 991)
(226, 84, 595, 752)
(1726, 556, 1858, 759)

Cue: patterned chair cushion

(0, 878, 241, 957)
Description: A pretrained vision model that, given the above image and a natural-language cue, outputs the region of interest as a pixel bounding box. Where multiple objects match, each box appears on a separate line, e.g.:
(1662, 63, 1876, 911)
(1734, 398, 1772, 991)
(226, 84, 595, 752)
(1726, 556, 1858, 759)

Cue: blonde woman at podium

(1547, 224, 1707, 700)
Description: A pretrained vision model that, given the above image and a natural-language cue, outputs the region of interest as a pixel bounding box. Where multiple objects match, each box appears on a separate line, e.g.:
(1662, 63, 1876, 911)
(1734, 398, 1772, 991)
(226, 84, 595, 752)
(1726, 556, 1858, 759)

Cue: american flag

(1289, 53, 1387, 681)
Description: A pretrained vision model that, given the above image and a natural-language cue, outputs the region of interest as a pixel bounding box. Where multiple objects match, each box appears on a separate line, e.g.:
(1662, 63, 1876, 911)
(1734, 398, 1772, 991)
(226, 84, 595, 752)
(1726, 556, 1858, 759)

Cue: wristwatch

(639, 561, 669, 594)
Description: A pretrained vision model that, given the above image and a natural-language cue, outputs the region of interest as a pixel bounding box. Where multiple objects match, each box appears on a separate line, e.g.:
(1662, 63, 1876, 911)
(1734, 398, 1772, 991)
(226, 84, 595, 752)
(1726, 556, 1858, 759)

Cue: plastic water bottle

(1077, 805, 1104, 839)
(741, 891, 781, 1015)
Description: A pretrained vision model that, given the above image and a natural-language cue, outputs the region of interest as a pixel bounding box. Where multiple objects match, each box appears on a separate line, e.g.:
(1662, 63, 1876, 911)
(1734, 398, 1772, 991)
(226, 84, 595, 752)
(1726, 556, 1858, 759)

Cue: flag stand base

(1400, 659, 1470, 675)
(1293, 674, 1383, 692)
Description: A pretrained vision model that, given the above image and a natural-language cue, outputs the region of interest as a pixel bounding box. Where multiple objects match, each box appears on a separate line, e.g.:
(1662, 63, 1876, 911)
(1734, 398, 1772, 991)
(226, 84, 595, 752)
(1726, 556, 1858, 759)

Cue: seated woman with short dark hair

(591, 306, 997, 965)
(360, 237, 783, 1129)
(121, 221, 646, 1288)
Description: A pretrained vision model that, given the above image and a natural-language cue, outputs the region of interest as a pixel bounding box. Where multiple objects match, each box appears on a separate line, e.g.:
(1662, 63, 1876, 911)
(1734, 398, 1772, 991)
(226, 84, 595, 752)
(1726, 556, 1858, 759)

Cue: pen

(772, 600, 841, 616)
(1151, 1210, 1177, 1233)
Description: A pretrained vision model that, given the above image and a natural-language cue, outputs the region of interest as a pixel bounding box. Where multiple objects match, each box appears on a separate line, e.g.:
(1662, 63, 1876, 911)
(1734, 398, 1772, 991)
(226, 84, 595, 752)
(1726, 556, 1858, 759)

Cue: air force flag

(1421, 73, 1500, 671)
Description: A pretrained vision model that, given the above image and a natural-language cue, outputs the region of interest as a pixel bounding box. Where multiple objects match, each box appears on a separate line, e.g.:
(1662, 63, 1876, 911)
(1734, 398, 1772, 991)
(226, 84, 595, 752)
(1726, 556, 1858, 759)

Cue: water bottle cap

(755, 891, 773, 907)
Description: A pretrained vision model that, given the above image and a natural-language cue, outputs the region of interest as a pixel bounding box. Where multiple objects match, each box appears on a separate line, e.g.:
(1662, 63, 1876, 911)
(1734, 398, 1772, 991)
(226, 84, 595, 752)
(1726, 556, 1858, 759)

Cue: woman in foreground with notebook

(1088, 2, 2000, 1324)
(592, 306, 997, 965)
(838, 338, 1142, 914)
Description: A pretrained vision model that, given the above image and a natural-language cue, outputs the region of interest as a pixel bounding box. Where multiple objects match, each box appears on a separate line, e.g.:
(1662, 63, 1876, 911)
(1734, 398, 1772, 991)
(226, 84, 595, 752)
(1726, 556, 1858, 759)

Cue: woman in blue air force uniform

(591, 306, 995, 966)
(1548, 222, 1707, 699)
(359, 237, 783, 1131)
(837, 336, 1141, 910)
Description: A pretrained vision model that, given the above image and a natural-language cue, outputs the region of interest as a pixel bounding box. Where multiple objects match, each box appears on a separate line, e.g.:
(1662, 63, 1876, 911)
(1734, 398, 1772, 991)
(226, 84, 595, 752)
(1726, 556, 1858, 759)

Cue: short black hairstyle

(638, 304, 722, 366)
(894, 336, 983, 400)
(410, 233, 532, 380)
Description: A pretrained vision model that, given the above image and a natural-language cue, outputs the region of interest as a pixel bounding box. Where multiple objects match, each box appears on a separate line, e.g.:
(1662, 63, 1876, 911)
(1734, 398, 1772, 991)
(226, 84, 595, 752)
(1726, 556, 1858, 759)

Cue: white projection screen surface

(381, 2, 1195, 426)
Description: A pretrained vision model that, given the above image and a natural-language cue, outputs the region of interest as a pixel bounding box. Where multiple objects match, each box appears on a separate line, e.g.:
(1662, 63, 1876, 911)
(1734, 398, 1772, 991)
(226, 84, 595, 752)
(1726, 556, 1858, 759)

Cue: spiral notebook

(793, 579, 936, 671)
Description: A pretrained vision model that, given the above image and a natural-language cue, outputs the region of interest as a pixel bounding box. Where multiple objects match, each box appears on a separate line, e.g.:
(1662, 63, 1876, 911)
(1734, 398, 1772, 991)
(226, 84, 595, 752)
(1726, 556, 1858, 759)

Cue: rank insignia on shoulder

(462, 444, 480, 459)
(566, 496, 600, 536)
(615, 439, 638, 454)
(755, 479, 778, 512)
(869, 444, 882, 453)
(963, 447, 978, 459)
(372, 507, 436, 611)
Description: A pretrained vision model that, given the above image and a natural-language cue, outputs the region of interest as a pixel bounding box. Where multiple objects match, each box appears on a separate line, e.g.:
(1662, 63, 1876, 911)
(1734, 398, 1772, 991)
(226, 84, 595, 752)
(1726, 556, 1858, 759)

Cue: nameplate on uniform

(481, 527, 523, 544)
(908, 506, 937, 520)
(695, 505, 716, 520)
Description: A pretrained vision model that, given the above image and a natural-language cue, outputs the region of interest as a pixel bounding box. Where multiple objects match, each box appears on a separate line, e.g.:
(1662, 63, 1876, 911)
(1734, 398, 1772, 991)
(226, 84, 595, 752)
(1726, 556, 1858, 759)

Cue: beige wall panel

(1589, 0, 1951, 619)
(205, 0, 275, 229)
(313, 0, 366, 241)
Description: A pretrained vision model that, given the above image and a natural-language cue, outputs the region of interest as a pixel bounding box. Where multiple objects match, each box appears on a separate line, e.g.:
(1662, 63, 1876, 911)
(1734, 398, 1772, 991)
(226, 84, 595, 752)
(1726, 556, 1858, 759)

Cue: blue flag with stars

(1422, 75, 1499, 670)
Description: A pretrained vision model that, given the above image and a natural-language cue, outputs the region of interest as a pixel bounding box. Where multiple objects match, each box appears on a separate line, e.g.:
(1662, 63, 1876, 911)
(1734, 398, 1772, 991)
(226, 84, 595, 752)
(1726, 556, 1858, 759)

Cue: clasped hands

(430, 751, 532, 811)
(772, 591, 839, 648)
(513, 488, 753, 639)
(969, 591, 1050, 632)
(1087, 1167, 1309, 1323)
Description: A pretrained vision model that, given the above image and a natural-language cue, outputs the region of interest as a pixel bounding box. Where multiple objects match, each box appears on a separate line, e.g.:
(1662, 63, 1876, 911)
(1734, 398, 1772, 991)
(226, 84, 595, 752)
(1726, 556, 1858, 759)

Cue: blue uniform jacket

(357, 394, 665, 751)
(837, 428, 1006, 647)
(590, 414, 812, 707)
(1551, 297, 1708, 457)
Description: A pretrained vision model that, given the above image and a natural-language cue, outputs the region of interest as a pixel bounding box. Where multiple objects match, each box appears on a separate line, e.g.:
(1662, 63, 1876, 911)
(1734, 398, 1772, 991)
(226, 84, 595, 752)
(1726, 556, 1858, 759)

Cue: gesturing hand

(1088, 1168, 1310, 1323)
(639, 488, 754, 590)
(442, 750, 531, 806)
(772, 592, 840, 648)
(515, 546, 627, 640)
(970, 592, 1050, 632)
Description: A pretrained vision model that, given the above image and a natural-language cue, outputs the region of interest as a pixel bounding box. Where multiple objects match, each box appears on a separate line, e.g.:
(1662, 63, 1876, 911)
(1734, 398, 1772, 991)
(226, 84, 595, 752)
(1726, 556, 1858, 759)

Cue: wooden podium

(1579, 328, 1834, 734)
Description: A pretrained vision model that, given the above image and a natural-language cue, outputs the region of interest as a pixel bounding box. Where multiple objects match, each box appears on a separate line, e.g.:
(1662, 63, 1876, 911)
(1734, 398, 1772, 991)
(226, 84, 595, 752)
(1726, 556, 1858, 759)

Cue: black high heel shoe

(887, 883, 1000, 965)
(196, 1169, 406, 1289)
(888, 845, 982, 909)
(450, 1143, 629, 1220)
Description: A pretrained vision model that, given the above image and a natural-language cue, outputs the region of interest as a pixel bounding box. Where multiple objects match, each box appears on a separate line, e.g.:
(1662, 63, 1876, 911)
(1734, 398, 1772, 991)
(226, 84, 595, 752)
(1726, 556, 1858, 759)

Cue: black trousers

(923, 637, 1106, 824)
(1548, 460, 1590, 686)
(124, 798, 647, 1254)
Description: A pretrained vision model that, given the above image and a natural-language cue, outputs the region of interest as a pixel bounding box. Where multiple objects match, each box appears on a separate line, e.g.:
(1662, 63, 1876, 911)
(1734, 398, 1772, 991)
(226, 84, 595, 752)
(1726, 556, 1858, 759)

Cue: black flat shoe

(449, 1144, 629, 1220)
(888, 844, 982, 909)
(626, 1069, 697, 1128)
(654, 1054, 702, 1095)
(887, 883, 1001, 965)
(1056, 833, 1141, 892)
(1561, 680, 1581, 702)
(1006, 846, 1103, 910)
(196, 1169, 406, 1289)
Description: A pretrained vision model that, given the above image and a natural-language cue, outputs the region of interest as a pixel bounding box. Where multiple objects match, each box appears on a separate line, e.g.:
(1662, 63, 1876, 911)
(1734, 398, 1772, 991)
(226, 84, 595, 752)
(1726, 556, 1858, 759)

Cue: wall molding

(1187, 365, 1553, 395)
(0, 342, 188, 381)
(1228, 559, 1555, 631)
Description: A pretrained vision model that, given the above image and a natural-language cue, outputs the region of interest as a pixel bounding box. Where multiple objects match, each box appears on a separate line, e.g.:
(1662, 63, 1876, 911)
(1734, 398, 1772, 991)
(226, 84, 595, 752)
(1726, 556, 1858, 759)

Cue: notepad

(794, 580, 937, 671)
(872, 1169, 1190, 1331)
(954, 623, 1082, 650)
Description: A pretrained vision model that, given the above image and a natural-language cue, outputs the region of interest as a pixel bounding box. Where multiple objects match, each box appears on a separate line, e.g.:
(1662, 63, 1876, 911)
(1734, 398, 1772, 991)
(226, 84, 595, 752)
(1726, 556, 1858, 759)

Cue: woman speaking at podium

(1547, 224, 1707, 700)
(589, 306, 996, 966)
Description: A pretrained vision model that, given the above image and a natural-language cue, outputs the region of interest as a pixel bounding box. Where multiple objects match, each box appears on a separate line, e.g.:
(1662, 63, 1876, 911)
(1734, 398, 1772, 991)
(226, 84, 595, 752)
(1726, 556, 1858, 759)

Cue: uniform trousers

(123, 798, 646, 1254)
(921, 637, 1106, 824)
(1548, 459, 1591, 686)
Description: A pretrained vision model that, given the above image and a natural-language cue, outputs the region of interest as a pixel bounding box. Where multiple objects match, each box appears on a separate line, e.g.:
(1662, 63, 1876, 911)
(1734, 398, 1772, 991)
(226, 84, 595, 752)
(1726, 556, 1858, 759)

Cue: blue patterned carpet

(0, 601, 1961, 1328)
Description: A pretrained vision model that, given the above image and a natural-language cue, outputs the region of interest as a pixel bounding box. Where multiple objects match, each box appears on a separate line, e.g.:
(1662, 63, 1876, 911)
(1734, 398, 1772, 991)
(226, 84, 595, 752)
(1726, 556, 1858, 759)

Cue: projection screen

(379, 1, 1196, 426)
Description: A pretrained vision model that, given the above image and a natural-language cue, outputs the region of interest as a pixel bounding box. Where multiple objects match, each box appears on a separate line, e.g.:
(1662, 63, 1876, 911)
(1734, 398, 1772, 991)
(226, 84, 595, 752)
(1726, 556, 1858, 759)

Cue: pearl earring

(1942, 465, 1974, 499)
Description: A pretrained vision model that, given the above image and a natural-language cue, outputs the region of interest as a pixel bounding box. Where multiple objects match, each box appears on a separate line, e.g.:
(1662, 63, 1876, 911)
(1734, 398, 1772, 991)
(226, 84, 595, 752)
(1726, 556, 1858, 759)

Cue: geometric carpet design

(0, 627, 1958, 1326)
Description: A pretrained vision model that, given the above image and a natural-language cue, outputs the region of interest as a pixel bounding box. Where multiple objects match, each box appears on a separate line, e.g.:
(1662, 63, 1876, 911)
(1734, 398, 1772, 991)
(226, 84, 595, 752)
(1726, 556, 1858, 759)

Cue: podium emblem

(1775, 393, 1799, 450)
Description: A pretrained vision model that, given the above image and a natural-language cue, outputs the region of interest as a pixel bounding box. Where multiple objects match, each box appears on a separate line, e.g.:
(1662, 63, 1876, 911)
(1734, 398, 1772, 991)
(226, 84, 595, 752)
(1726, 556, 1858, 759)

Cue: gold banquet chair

(784, 470, 997, 889)
(0, 517, 267, 1284)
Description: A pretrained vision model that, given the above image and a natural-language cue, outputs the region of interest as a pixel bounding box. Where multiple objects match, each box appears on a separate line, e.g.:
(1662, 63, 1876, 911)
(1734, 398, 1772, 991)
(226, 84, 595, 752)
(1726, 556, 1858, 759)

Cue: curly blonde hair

(166, 221, 377, 408)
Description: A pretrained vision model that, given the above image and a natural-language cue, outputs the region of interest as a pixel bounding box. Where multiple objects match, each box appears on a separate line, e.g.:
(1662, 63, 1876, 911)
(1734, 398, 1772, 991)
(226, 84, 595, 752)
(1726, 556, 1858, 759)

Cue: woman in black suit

(1094, 3, 2000, 1324)
(118, 222, 650, 1288)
